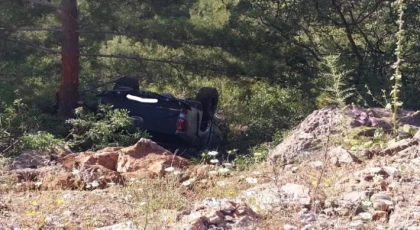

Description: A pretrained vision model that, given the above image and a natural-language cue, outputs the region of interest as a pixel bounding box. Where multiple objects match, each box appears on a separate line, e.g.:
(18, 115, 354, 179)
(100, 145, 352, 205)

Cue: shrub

(21, 131, 65, 153)
(66, 104, 150, 151)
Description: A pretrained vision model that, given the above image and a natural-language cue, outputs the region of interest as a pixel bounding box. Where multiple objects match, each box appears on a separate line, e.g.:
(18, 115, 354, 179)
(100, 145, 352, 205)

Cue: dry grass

(0, 159, 275, 229)
(1, 151, 418, 230)
(1, 127, 418, 230)
(0, 149, 373, 229)
(0, 156, 11, 192)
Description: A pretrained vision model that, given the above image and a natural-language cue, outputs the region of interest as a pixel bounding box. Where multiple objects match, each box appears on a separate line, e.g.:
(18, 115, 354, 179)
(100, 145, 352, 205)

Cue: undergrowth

(0, 102, 149, 155)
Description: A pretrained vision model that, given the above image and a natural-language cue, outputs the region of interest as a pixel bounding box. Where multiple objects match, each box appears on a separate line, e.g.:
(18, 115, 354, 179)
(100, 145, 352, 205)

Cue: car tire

(195, 87, 219, 121)
(113, 76, 140, 90)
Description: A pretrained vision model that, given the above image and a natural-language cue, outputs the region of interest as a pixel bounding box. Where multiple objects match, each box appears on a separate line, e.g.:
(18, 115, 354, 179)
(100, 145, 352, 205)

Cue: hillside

(1, 106, 419, 229)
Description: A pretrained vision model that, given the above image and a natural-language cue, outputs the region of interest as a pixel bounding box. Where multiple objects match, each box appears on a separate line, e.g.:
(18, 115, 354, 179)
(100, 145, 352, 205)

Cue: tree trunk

(58, 0, 79, 118)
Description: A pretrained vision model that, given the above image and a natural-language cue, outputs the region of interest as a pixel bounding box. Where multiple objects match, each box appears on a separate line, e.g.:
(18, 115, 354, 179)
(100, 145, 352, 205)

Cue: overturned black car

(87, 77, 222, 152)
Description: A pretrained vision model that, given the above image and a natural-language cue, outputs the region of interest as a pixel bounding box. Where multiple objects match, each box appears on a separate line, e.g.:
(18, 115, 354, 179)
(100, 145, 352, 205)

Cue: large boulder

(269, 106, 420, 165)
(116, 138, 190, 176)
(10, 138, 192, 190)
(268, 106, 344, 165)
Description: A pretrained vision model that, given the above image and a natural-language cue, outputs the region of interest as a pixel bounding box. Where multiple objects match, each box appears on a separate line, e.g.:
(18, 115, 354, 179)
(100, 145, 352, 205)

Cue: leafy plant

(21, 131, 65, 153)
(0, 99, 31, 155)
(317, 55, 355, 108)
(66, 104, 149, 151)
(390, 0, 406, 136)
(232, 144, 268, 171)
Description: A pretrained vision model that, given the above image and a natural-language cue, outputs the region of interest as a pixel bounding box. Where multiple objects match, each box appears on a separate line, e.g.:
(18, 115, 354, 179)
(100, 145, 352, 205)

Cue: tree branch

(258, 16, 321, 61)
(354, 1, 386, 25)
(6, 38, 229, 74)
(331, 0, 364, 64)
(348, 8, 383, 55)
(8, 27, 234, 49)
(25, 0, 62, 9)
(79, 53, 228, 73)
(5, 38, 61, 54)
(13, 27, 62, 32)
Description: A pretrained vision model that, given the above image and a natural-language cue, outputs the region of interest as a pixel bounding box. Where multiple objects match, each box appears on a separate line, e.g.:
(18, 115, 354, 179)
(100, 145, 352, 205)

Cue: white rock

(93, 221, 133, 230)
(337, 191, 368, 208)
(283, 224, 298, 230)
(371, 193, 392, 202)
(383, 166, 401, 178)
(359, 212, 372, 221)
(280, 183, 311, 207)
(309, 161, 324, 169)
(328, 146, 357, 164)
(411, 157, 420, 166)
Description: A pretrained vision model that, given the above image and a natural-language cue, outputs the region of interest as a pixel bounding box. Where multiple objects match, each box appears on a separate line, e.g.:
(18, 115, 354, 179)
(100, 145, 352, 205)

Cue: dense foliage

(1, 0, 419, 155)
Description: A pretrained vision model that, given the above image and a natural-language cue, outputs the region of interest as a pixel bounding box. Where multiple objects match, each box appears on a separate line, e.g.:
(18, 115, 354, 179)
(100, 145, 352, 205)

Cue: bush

(0, 99, 30, 155)
(21, 131, 65, 153)
(1, 99, 150, 155)
(66, 104, 150, 151)
(0, 99, 69, 155)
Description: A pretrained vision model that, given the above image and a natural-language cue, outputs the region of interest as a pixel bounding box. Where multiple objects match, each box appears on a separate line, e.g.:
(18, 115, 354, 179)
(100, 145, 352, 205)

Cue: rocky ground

(1, 105, 420, 229)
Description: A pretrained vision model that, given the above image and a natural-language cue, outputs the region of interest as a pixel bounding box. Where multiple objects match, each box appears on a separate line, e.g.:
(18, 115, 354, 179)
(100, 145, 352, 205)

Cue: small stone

(93, 221, 133, 230)
(397, 145, 420, 159)
(300, 213, 316, 224)
(335, 207, 350, 216)
(371, 193, 392, 202)
(299, 208, 316, 225)
(349, 220, 364, 228)
(383, 166, 401, 178)
(62, 210, 72, 217)
(224, 215, 234, 223)
(299, 208, 309, 215)
(309, 161, 323, 169)
(361, 149, 374, 159)
(280, 183, 311, 207)
(235, 206, 247, 216)
(387, 182, 399, 192)
(44, 216, 53, 224)
(413, 130, 420, 140)
(359, 167, 389, 181)
(337, 191, 368, 209)
(411, 157, 420, 166)
(373, 200, 393, 211)
(219, 200, 236, 214)
(301, 224, 313, 230)
(63, 193, 72, 199)
(361, 200, 372, 210)
(359, 212, 372, 221)
(415, 195, 420, 206)
(372, 211, 388, 221)
(283, 224, 298, 230)
(321, 208, 334, 216)
(284, 165, 293, 171)
(328, 146, 358, 165)
(190, 218, 207, 230)
(208, 210, 224, 225)
(379, 139, 412, 156)
(375, 225, 386, 230)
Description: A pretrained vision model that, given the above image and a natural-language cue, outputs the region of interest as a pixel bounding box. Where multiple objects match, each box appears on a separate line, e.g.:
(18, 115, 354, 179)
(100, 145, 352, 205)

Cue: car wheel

(113, 76, 140, 90)
(195, 87, 219, 121)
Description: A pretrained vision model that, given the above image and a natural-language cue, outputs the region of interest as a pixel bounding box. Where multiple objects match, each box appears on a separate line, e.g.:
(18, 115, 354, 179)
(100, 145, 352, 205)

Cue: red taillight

(176, 119, 187, 131)
(176, 109, 188, 131)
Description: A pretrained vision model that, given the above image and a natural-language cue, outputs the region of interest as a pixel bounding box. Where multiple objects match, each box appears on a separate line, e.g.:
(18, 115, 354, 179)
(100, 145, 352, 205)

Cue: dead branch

(25, 0, 61, 9)
(5, 38, 228, 73)
(8, 27, 232, 48)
